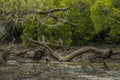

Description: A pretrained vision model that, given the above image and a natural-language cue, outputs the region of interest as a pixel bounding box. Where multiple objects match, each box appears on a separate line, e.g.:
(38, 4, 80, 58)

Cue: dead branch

(37, 7, 77, 27)
(23, 34, 113, 62)
(63, 21, 77, 27)
(23, 34, 62, 60)
(37, 27, 41, 43)
(48, 14, 77, 27)
(48, 14, 58, 21)
(36, 7, 70, 15)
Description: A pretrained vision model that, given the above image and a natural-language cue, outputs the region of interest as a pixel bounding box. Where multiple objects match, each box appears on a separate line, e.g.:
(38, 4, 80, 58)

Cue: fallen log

(23, 34, 113, 62)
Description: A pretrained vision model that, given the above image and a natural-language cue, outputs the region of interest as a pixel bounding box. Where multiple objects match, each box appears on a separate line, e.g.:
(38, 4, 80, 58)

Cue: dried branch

(23, 34, 62, 60)
(63, 21, 77, 27)
(37, 7, 77, 27)
(48, 14, 77, 27)
(37, 27, 41, 43)
(41, 35, 45, 43)
(48, 14, 58, 21)
(36, 7, 70, 15)
(23, 34, 113, 62)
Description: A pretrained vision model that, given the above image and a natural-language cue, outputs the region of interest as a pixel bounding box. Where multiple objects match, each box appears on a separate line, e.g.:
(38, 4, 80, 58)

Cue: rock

(0, 49, 10, 64)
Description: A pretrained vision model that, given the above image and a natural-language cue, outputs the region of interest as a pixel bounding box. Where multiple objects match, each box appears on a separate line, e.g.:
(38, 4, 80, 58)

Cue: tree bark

(36, 7, 70, 15)
(23, 34, 113, 62)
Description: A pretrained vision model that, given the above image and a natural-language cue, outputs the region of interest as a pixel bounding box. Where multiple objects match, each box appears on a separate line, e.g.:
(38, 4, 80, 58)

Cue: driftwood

(23, 34, 113, 62)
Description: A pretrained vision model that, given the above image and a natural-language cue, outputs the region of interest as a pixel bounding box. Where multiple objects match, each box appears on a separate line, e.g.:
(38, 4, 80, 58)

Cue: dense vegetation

(0, 0, 120, 46)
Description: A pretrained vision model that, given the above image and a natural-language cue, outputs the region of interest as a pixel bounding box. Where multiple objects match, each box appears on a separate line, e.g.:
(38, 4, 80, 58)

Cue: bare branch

(48, 14, 77, 27)
(37, 27, 41, 43)
(42, 35, 45, 43)
(37, 7, 77, 27)
(48, 14, 58, 21)
(23, 34, 62, 60)
(36, 7, 70, 15)
(63, 21, 77, 27)
(23, 34, 38, 44)
(23, 34, 113, 62)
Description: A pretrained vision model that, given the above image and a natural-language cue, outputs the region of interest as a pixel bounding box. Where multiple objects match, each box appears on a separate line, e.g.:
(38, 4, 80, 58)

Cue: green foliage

(22, 15, 72, 46)
(111, 0, 120, 8)
(1, 0, 120, 45)
(21, 14, 39, 46)
(67, 0, 94, 45)
(107, 8, 120, 42)
(90, 0, 113, 33)
(90, 0, 120, 43)
(0, 0, 25, 43)
(21, 0, 72, 46)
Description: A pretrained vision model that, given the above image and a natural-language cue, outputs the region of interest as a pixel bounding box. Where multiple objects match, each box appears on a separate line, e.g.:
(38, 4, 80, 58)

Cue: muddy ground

(0, 44, 120, 80)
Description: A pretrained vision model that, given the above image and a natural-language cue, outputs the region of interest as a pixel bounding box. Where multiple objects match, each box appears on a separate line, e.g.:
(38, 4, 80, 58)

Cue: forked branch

(23, 34, 113, 61)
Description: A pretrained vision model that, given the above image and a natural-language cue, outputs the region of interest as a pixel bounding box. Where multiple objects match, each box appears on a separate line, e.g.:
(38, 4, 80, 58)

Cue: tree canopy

(0, 0, 120, 46)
